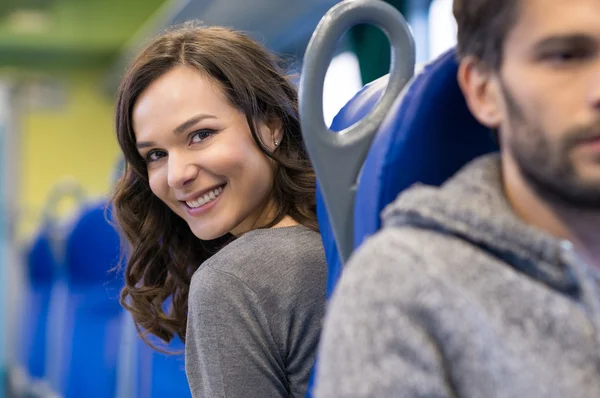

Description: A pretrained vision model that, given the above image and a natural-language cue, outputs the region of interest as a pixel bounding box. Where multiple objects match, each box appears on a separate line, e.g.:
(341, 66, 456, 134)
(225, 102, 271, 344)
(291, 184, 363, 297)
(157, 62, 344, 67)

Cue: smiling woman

(112, 24, 326, 397)
(131, 64, 291, 240)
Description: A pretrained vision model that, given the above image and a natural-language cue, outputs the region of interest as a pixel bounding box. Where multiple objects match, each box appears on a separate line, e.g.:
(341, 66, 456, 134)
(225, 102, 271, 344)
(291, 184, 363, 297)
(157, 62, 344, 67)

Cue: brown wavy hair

(112, 23, 318, 347)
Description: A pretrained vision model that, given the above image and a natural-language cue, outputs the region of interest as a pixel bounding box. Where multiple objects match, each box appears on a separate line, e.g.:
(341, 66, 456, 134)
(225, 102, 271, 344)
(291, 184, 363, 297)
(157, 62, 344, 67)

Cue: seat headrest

(26, 227, 57, 284)
(330, 75, 389, 131)
(65, 201, 122, 285)
(317, 48, 498, 297)
(354, 48, 498, 247)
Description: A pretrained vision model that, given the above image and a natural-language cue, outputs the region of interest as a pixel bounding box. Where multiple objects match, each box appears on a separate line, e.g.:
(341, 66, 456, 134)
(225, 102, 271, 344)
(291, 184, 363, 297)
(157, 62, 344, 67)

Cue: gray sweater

(315, 154, 600, 398)
(186, 225, 326, 398)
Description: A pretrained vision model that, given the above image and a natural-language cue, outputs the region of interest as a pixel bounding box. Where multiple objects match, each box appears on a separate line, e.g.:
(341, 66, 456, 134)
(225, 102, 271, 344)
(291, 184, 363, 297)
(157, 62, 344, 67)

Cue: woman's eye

(190, 129, 215, 144)
(146, 150, 166, 162)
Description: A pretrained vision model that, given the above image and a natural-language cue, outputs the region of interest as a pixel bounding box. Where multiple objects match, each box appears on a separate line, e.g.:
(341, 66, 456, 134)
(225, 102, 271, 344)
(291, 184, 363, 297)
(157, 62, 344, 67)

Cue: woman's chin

(189, 223, 231, 241)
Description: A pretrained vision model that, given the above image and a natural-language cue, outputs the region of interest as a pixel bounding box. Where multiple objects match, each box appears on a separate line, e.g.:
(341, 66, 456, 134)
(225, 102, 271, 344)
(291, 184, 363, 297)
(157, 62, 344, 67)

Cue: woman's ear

(258, 118, 284, 151)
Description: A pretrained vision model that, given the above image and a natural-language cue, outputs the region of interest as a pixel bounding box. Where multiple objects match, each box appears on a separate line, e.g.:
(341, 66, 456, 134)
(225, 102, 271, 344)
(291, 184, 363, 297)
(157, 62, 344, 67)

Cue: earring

(274, 140, 279, 147)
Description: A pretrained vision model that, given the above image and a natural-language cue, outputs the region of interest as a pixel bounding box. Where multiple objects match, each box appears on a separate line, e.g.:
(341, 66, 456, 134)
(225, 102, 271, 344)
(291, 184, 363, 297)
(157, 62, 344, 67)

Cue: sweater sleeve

(185, 265, 288, 398)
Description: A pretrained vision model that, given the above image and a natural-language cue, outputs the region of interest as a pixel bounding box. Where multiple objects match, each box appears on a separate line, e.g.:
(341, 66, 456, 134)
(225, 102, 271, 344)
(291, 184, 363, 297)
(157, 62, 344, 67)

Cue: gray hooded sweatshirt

(315, 154, 600, 398)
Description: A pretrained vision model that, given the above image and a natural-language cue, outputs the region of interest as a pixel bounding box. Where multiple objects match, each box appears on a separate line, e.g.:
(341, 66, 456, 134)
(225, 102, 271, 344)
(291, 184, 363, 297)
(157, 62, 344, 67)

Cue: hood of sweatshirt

(381, 153, 599, 304)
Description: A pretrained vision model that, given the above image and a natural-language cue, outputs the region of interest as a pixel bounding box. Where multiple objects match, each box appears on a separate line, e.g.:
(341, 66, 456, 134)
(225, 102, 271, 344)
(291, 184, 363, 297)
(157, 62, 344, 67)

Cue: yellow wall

(18, 71, 120, 240)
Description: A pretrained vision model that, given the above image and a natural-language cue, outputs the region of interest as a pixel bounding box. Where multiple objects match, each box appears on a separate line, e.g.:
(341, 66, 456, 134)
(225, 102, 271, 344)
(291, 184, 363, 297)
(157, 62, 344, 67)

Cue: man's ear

(457, 56, 503, 129)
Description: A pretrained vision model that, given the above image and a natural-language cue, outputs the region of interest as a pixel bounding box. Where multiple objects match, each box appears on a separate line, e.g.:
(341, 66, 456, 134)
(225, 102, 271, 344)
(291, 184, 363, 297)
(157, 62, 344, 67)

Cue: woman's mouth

(182, 184, 226, 215)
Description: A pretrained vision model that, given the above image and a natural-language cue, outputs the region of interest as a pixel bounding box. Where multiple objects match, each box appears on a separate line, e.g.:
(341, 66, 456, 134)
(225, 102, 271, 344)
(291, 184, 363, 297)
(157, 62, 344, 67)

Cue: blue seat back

(65, 202, 122, 287)
(53, 201, 123, 397)
(26, 226, 56, 284)
(18, 227, 57, 379)
(139, 336, 191, 398)
(311, 47, 498, 398)
(353, 48, 498, 247)
(322, 48, 498, 297)
(117, 306, 191, 398)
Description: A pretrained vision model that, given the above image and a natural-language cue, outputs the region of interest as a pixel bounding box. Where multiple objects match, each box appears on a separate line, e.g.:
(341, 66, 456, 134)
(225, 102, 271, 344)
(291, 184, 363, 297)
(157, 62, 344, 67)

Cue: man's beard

(500, 79, 600, 211)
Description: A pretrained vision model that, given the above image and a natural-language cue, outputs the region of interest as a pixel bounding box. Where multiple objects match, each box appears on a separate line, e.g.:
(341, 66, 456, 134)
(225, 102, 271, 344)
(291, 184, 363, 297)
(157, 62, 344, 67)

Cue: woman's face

(132, 65, 281, 240)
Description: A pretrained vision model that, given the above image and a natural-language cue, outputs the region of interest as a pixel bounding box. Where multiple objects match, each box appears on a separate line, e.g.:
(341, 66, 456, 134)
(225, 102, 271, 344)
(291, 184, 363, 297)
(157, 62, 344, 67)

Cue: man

(315, 0, 600, 396)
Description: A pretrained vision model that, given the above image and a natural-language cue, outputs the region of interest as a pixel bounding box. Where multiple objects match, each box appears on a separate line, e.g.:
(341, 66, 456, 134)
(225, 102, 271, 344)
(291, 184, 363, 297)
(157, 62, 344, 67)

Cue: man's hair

(453, 0, 521, 69)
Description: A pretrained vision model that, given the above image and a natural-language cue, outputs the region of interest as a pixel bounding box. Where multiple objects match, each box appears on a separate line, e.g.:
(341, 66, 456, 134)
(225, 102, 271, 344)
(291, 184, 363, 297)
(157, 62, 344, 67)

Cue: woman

(112, 24, 327, 397)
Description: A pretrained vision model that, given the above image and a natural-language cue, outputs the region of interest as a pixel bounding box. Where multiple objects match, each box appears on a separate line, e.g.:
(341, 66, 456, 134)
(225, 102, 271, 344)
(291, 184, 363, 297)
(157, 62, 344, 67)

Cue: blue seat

(309, 48, 498, 397)
(116, 308, 191, 397)
(139, 335, 191, 398)
(321, 48, 498, 298)
(51, 201, 123, 397)
(353, 48, 497, 246)
(17, 226, 57, 380)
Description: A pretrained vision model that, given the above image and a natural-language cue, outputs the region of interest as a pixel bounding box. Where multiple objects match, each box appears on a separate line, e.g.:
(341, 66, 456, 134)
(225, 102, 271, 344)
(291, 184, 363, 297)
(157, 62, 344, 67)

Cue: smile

(185, 185, 224, 208)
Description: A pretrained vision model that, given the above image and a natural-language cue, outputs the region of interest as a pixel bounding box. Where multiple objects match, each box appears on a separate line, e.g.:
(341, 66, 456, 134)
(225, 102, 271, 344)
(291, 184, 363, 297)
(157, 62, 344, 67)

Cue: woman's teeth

(186, 186, 224, 208)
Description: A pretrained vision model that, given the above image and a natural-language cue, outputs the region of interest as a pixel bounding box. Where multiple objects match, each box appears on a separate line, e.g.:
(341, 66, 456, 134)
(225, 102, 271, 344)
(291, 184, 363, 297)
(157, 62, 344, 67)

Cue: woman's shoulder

(207, 225, 324, 269)
(192, 225, 326, 297)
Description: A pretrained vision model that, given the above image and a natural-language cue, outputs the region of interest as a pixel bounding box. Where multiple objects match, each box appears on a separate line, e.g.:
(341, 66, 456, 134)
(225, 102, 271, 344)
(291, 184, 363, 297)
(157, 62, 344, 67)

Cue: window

(428, 0, 457, 60)
(322, 51, 363, 127)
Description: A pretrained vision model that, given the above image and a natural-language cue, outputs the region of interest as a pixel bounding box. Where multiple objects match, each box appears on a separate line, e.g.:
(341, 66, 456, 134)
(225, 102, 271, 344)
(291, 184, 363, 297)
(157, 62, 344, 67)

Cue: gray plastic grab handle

(299, 0, 415, 263)
(42, 179, 87, 222)
(42, 180, 86, 392)
(42, 179, 86, 264)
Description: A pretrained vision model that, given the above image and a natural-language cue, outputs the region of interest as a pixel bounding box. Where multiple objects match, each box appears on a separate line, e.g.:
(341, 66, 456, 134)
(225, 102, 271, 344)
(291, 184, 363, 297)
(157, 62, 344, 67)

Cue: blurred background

(0, 0, 456, 396)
